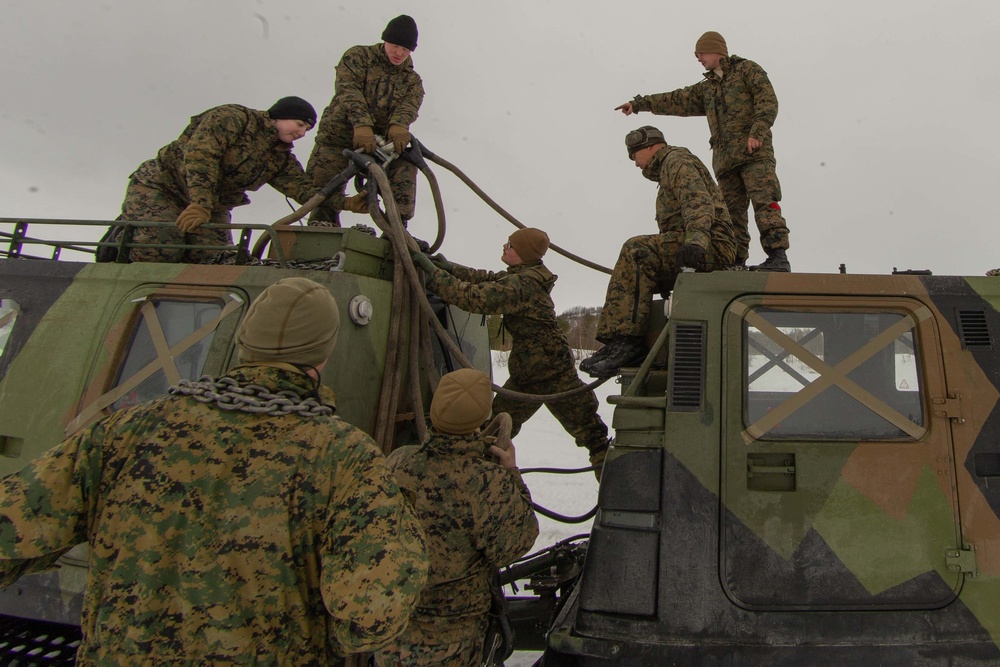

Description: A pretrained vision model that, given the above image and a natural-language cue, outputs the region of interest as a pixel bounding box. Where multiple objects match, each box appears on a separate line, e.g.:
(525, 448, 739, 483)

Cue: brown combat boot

(588, 439, 612, 482)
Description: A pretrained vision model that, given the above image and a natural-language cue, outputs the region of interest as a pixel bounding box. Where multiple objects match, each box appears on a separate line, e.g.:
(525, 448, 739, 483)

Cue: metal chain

(170, 376, 333, 417)
(207, 251, 345, 272)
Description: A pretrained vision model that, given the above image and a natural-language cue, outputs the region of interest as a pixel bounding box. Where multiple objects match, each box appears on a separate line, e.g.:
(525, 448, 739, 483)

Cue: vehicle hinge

(945, 545, 977, 576)
(931, 394, 966, 424)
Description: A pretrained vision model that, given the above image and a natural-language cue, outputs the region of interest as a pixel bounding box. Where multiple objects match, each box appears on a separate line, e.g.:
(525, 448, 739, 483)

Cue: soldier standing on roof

(0, 277, 428, 663)
(580, 127, 737, 378)
(307, 15, 424, 227)
(616, 31, 791, 272)
(411, 228, 612, 478)
(375, 369, 538, 666)
(111, 96, 367, 264)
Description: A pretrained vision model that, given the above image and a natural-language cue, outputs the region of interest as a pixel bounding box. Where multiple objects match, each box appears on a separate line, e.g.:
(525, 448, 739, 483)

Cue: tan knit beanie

(695, 31, 728, 56)
(430, 369, 493, 435)
(236, 277, 340, 368)
(508, 228, 550, 263)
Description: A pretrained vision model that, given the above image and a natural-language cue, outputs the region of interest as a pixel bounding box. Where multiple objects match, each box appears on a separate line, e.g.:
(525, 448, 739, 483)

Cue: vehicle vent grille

(957, 310, 993, 349)
(669, 323, 705, 411)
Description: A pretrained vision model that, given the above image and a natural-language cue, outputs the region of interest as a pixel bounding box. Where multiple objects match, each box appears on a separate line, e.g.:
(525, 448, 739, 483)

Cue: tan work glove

(176, 203, 211, 233)
(342, 190, 369, 214)
(353, 126, 376, 153)
(387, 124, 411, 154)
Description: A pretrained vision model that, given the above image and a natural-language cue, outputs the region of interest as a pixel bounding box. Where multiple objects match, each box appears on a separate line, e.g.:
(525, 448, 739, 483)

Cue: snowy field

(490, 350, 616, 667)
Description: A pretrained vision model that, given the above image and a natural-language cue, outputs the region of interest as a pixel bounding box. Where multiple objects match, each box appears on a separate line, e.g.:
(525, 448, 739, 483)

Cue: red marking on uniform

(769, 202, 781, 210)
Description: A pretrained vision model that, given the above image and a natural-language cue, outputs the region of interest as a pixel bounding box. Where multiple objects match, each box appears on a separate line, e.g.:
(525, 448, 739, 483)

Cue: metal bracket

(945, 545, 977, 576)
(932, 394, 966, 424)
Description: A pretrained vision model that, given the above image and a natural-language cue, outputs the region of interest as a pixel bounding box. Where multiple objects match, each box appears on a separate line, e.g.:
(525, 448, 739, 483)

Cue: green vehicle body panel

(548, 271, 1000, 665)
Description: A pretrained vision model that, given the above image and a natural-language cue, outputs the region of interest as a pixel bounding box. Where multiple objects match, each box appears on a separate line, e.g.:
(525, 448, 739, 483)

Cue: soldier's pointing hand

(614, 102, 635, 116)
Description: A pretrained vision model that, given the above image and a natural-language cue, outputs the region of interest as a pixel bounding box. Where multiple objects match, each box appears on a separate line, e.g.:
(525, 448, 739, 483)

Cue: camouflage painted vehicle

(3, 214, 1000, 665)
(0, 218, 491, 662)
(511, 270, 1000, 665)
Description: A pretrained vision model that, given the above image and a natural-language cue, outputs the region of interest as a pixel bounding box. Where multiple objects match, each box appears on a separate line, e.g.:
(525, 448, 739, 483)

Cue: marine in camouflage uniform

(617, 31, 789, 270)
(414, 228, 611, 471)
(582, 127, 736, 378)
(375, 369, 539, 667)
(307, 15, 424, 226)
(0, 278, 429, 665)
(118, 97, 333, 263)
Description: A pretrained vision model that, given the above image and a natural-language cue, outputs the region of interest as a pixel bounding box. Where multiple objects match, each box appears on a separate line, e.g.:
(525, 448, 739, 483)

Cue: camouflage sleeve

(321, 428, 429, 654)
(387, 73, 424, 129)
(182, 106, 249, 210)
(0, 424, 102, 584)
(662, 159, 716, 249)
(426, 269, 525, 316)
(739, 60, 779, 141)
(640, 82, 708, 117)
(266, 152, 318, 205)
(450, 265, 504, 284)
(335, 46, 377, 129)
(473, 466, 539, 568)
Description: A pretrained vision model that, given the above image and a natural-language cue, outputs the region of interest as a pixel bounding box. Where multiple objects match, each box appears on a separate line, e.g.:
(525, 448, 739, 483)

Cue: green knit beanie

(236, 277, 340, 368)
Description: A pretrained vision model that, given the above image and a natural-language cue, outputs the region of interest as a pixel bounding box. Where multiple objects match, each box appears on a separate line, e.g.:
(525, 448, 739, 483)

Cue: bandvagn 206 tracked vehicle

(1, 214, 999, 665)
(521, 269, 1000, 666)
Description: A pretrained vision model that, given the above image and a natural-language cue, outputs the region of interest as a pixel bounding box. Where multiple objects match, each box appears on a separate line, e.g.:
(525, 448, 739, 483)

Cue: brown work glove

(342, 190, 369, 214)
(387, 124, 411, 154)
(353, 126, 376, 153)
(175, 203, 211, 233)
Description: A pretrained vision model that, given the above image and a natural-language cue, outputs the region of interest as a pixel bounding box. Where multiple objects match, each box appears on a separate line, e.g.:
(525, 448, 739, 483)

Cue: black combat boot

(751, 249, 791, 272)
(580, 344, 612, 372)
(587, 336, 648, 378)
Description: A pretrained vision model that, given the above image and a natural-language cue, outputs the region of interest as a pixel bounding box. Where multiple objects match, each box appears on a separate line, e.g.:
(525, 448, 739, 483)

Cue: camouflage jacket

(315, 43, 424, 144)
(426, 261, 578, 384)
(643, 145, 736, 253)
(133, 104, 317, 212)
(0, 365, 428, 665)
(632, 55, 779, 176)
(385, 431, 537, 640)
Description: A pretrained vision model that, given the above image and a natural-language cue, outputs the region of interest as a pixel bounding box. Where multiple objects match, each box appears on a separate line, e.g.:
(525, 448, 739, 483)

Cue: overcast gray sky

(3, 0, 998, 308)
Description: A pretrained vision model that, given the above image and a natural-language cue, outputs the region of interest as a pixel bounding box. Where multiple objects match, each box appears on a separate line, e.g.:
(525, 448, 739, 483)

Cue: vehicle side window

(744, 308, 925, 440)
(111, 299, 223, 410)
(0, 299, 19, 368)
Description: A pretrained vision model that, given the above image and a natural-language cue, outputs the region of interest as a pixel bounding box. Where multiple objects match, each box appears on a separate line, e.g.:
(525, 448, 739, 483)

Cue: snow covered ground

(489, 350, 617, 666)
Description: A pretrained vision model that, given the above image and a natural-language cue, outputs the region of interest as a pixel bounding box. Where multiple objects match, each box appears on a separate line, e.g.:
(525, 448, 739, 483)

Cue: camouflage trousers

(596, 232, 734, 341)
(493, 367, 609, 453)
(717, 158, 789, 262)
(118, 181, 232, 263)
(375, 615, 486, 667)
(305, 137, 417, 226)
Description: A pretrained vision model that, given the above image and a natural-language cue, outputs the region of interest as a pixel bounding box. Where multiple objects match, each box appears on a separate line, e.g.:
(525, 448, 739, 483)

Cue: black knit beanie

(382, 15, 418, 51)
(267, 96, 317, 127)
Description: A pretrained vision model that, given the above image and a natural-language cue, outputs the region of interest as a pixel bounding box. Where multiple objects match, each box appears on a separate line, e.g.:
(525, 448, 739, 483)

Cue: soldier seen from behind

(0, 277, 429, 664)
(580, 127, 737, 378)
(307, 15, 423, 227)
(411, 228, 612, 478)
(105, 96, 368, 263)
(375, 369, 539, 666)
(616, 31, 791, 271)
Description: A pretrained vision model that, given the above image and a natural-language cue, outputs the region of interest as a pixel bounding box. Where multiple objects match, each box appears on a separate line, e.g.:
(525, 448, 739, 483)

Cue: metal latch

(945, 545, 977, 576)
(932, 395, 966, 424)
